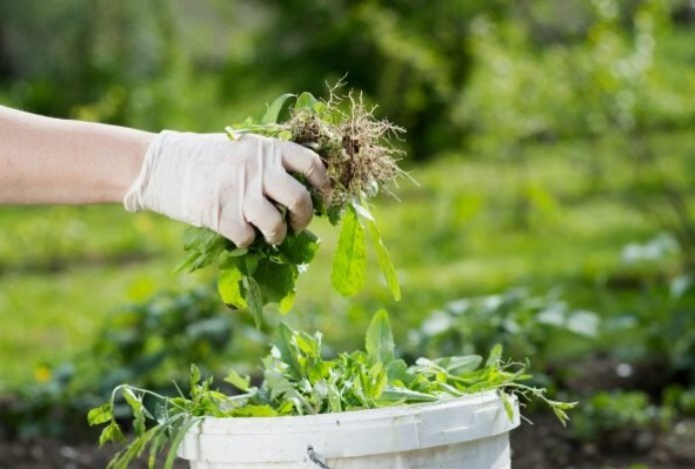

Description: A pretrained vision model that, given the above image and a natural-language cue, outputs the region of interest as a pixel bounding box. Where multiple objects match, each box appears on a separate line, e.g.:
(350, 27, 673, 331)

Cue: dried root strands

(287, 89, 406, 216)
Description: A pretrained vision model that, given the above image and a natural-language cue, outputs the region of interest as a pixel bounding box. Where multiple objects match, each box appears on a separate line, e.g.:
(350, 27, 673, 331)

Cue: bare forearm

(0, 105, 154, 205)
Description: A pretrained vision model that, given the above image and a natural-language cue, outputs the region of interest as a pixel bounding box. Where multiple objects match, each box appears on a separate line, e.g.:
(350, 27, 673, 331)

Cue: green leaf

(122, 386, 141, 410)
(99, 421, 125, 446)
(252, 259, 297, 307)
(380, 386, 439, 403)
(278, 291, 296, 315)
(190, 364, 201, 388)
(261, 93, 295, 124)
(278, 230, 320, 265)
(385, 359, 408, 381)
(224, 370, 252, 392)
(486, 344, 503, 367)
(500, 390, 515, 421)
(227, 247, 249, 257)
(174, 228, 227, 274)
(432, 355, 483, 374)
(164, 418, 198, 469)
(295, 92, 319, 111)
(123, 387, 146, 435)
(148, 427, 169, 469)
(273, 323, 303, 378)
(365, 216, 401, 301)
(365, 309, 395, 364)
(87, 403, 113, 426)
(331, 205, 367, 296)
(244, 276, 265, 328)
(547, 399, 579, 410)
(218, 268, 246, 308)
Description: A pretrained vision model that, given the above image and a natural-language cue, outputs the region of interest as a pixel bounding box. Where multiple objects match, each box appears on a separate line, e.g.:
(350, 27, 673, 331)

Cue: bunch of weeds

(180, 83, 409, 326)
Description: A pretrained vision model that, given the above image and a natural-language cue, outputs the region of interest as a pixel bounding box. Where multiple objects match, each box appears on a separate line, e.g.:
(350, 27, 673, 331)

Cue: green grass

(0, 209, 212, 388)
(0, 129, 692, 387)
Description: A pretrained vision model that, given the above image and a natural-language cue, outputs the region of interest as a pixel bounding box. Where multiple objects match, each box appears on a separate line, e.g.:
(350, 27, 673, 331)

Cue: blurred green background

(1, 0, 695, 466)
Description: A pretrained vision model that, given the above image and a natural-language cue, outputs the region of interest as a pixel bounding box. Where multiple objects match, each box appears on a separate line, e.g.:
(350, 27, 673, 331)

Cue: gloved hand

(124, 131, 329, 246)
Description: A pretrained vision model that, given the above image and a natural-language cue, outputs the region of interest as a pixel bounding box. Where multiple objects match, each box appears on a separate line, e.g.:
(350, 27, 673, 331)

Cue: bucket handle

(307, 445, 331, 469)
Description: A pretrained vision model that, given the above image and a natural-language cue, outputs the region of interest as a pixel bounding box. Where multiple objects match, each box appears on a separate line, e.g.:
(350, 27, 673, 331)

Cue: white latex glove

(124, 131, 329, 246)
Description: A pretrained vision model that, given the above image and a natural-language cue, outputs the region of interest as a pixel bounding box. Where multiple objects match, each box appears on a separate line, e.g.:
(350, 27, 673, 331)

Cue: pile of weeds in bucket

(89, 310, 576, 469)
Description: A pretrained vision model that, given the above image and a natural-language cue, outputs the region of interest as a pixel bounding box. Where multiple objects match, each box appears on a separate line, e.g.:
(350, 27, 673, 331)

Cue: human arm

(0, 105, 152, 205)
(0, 105, 329, 246)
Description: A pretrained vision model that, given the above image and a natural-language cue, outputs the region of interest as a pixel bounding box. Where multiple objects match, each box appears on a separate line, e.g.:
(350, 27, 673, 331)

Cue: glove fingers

(264, 171, 313, 232)
(279, 141, 330, 191)
(243, 194, 287, 245)
(217, 201, 256, 247)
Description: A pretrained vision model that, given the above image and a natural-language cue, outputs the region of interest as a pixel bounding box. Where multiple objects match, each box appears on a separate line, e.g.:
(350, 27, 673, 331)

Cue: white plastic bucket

(178, 390, 520, 468)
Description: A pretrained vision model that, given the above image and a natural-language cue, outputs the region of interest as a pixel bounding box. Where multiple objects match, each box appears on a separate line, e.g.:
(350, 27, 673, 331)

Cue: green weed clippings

(176, 86, 405, 326)
(90, 310, 576, 469)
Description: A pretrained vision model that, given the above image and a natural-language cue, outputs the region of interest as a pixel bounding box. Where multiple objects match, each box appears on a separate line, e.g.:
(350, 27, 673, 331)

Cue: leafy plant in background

(607, 276, 695, 385)
(571, 390, 672, 444)
(663, 385, 695, 416)
(408, 288, 600, 366)
(85, 286, 250, 393)
(461, 0, 695, 263)
(0, 286, 248, 441)
(89, 310, 576, 469)
(177, 86, 405, 327)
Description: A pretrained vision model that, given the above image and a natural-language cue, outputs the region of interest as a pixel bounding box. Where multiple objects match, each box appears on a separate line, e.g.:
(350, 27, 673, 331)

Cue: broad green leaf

(273, 323, 303, 377)
(295, 332, 320, 357)
(295, 92, 319, 111)
(224, 370, 252, 392)
(278, 230, 320, 265)
(261, 93, 295, 124)
(385, 359, 408, 381)
(432, 355, 483, 374)
(252, 259, 297, 306)
(331, 205, 367, 296)
(245, 277, 264, 328)
(279, 291, 296, 315)
(265, 370, 297, 401)
(365, 217, 401, 301)
(227, 247, 249, 257)
(218, 268, 246, 308)
(87, 403, 113, 426)
(365, 309, 395, 364)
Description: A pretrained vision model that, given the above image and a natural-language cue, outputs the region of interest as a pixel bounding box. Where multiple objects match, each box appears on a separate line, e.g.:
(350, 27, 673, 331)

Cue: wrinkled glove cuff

(123, 130, 172, 213)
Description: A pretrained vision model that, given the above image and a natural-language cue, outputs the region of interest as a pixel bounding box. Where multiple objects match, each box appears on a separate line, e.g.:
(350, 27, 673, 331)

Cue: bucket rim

(193, 390, 503, 430)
